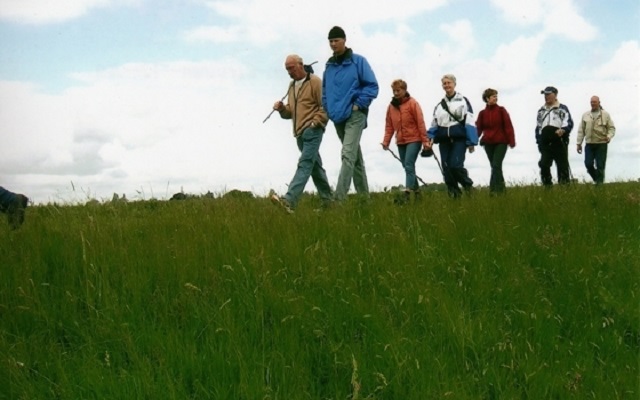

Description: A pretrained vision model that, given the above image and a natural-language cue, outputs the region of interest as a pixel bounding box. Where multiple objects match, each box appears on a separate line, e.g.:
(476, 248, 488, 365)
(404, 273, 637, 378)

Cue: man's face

(285, 59, 305, 80)
(590, 96, 600, 110)
(329, 38, 346, 55)
(544, 92, 557, 104)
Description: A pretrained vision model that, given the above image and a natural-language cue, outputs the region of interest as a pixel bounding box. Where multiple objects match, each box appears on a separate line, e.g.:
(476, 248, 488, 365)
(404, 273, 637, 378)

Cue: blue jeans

(333, 110, 369, 201)
(0, 186, 17, 210)
(584, 143, 608, 184)
(483, 143, 508, 193)
(284, 126, 332, 208)
(438, 139, 473, 197)
(398, 142, 422, 191)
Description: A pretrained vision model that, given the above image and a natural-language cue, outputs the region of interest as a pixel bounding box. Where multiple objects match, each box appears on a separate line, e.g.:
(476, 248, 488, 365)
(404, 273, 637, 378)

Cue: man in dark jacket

(535, 86, 574, 186)
(0, 186, 28, 229)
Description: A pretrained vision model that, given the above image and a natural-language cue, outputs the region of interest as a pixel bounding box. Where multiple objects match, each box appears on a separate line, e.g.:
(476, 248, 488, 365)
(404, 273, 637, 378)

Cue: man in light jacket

(576, 96, 615, 185)
(270, 54, 332, 213)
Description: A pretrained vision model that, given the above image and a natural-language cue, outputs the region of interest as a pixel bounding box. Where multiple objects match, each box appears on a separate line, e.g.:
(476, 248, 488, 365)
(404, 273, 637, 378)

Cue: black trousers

(538, 141, 570, 185)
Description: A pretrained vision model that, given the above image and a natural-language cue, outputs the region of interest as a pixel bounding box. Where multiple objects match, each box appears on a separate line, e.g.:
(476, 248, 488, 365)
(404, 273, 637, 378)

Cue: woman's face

(487, 94, 498, 106)
(442, 79, 456, 96)
(392, 86, 407, 99)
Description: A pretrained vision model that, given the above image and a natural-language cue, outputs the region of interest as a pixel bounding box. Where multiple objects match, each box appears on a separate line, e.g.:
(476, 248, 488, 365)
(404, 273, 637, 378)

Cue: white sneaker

(269, 190, 294, 214)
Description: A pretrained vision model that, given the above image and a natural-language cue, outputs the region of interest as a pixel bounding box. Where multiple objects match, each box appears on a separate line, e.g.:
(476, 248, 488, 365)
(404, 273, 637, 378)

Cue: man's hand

(577, 144, 582, 154)
(273, 101, 285, 111)
(352, 104, 359, 111)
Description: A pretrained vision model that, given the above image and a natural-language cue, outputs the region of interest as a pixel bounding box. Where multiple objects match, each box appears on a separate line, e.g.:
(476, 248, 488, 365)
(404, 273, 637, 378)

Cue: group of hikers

(1, 26, 617, 226)
(268, 26, 617, 213)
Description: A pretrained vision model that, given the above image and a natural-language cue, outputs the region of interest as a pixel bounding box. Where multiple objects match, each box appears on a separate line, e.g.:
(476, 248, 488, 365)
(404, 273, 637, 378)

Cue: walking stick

(384, 147, 429, 187)
(262, 90, 289, 123)
(430, 150, 444, 176)
(565, 139, 574, 182)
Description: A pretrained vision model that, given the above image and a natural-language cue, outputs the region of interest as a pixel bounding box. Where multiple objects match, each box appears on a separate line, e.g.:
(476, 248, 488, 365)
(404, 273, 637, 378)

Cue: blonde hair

(391, 79, 407, 90)
(441, 74, 456, 84)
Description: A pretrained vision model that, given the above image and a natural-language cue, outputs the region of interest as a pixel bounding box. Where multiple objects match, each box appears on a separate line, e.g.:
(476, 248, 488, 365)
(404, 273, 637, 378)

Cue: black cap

(541, 86, 558, 94)
(328, 26, 346, 40)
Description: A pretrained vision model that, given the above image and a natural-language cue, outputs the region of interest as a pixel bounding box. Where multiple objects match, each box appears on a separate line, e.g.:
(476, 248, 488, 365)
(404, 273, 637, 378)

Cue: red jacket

(476, 104, 516, 147)
(383, 96, 428, 146)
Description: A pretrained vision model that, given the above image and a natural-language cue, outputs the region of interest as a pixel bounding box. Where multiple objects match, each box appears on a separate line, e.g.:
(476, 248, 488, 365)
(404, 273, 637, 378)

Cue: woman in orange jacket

(381, 79, 430, 202)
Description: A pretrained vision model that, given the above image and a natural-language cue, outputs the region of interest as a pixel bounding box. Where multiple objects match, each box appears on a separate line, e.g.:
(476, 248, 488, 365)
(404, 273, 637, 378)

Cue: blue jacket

(322, 48, 379, 124)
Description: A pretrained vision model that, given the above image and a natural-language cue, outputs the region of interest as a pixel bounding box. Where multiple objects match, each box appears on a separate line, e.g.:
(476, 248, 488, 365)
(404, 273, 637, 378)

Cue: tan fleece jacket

(278, 73, 329, 136)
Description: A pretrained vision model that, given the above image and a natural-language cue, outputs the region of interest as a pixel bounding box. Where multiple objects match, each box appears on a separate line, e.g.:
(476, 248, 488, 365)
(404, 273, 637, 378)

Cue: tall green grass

(1, 183, 638, 399)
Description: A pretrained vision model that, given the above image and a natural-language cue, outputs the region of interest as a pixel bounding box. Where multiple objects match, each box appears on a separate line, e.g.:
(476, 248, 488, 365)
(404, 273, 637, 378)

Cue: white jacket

(576, 109, 616, 144)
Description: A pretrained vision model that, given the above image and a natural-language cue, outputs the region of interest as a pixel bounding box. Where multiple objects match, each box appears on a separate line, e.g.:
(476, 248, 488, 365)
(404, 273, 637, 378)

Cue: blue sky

(1, 0, 638, 203)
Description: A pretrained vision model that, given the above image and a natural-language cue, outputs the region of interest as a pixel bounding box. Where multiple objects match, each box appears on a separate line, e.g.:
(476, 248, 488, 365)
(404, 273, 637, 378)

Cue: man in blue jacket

(322, 26, 378, 202)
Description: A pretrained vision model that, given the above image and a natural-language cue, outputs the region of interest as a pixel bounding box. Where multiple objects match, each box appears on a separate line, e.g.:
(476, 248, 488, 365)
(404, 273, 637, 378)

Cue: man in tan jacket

(576, 96, 616, 184)
(269, 54, 332, 213)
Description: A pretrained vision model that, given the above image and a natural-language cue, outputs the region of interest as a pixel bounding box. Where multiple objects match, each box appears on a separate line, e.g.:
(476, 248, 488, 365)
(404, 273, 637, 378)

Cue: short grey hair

(441, 74, 457, 84)
(285, 54, 303, 65)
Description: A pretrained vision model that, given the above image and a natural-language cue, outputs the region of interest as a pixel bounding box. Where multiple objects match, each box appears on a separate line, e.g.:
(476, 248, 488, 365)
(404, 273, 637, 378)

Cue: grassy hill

(1, 182, 638, 399)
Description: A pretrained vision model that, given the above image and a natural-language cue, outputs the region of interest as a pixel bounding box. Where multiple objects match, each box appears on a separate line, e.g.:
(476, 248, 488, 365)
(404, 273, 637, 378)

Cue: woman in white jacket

(427, 74, 478, 198)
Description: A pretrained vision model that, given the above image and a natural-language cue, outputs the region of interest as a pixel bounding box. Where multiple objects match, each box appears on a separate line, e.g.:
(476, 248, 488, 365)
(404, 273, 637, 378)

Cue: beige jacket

(278, 73, 328, 136)
(576, 109, 616, 144)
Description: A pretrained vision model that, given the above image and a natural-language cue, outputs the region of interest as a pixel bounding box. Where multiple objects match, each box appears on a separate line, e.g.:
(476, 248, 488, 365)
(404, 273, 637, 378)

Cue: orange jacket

(383, 96, 428, 146)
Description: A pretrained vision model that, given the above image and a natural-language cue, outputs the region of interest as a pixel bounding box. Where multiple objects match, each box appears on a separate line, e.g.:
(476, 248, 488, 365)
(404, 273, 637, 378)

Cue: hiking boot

(313, 199, 337, 212)
(269, 190, 294, 214)
(393, 191, 410, 205)
(7, 194, 29, 229)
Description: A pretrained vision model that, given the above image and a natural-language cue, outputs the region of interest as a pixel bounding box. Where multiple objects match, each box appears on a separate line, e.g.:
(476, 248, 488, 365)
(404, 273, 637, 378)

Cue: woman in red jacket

(382, 79, 430, 203)
(475, 88, 516, 194)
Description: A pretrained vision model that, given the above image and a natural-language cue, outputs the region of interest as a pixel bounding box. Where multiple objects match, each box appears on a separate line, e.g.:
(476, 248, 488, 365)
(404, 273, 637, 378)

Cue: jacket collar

(328, 48, 353, 64)
(390, 93, 411, 109)
(542, 100, 560, 109)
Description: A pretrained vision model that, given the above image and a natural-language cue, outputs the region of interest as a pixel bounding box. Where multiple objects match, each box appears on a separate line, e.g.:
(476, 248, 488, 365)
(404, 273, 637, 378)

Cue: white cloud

(541, 0, 597, 41)
(183, 25, 243, 43)
(490, 0, 543, 25)
(457, 34, 546, 93)
(0, 59, 306, 202)
(491, 0, 597, 41)
(596, 40, 640, 81)
(438, 19, 476, 63)
(0, 0, 141, 24)
(193, 0, 449, 45)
